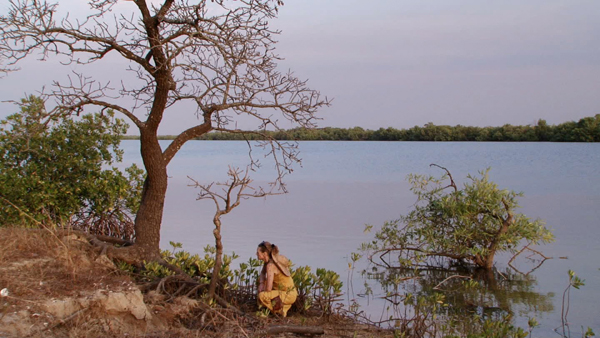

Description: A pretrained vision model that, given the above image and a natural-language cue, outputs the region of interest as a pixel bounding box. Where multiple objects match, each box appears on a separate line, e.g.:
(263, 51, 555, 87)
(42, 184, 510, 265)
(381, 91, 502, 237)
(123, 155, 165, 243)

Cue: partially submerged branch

(508, 242, 552, 276)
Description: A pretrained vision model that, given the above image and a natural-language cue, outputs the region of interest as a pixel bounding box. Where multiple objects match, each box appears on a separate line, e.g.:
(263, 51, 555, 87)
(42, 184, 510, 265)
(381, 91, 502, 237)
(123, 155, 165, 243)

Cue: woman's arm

(258, 264, 266, 292)
(264, 262, 276, 292)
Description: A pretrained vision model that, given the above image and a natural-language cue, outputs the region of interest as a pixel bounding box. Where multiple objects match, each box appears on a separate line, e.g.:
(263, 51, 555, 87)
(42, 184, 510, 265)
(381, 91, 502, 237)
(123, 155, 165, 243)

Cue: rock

(97, 289, 152, 320)
(43, 288, 152, 321)
(44, 298, 85, 320)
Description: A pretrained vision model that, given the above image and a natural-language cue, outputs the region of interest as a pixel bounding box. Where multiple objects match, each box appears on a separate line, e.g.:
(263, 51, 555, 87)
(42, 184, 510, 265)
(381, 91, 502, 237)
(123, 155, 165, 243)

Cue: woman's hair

(258, 241, 279, 257)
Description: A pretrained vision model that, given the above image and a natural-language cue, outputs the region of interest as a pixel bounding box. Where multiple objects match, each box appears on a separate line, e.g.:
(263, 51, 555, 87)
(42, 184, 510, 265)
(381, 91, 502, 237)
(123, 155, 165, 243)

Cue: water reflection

(356, 264, 554, 335)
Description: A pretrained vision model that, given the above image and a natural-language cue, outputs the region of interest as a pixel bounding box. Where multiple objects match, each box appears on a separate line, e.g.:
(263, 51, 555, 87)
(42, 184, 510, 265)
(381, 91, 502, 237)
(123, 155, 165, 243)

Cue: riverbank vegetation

(126, 114, 600, 142)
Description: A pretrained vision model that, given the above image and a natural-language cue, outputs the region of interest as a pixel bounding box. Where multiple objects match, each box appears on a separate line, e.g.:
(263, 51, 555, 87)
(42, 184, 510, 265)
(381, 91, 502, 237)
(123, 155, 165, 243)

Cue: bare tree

(189, 166, 275, 300)
(0, 0, 329, 262)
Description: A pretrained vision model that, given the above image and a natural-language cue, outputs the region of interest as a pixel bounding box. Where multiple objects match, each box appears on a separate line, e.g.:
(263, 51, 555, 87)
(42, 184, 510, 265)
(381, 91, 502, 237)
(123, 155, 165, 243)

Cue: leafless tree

(189, 166, 276, 300)
(0, 0, 329, 263)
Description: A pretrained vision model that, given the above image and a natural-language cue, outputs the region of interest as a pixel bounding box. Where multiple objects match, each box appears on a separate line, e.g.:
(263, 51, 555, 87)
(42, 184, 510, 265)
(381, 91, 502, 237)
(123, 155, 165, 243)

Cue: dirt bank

(0, 228, 391, 338)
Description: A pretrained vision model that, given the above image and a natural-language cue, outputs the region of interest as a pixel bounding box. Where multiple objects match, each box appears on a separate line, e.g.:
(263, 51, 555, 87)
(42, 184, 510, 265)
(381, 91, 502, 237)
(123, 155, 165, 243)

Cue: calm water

(119, 140, 600, 335)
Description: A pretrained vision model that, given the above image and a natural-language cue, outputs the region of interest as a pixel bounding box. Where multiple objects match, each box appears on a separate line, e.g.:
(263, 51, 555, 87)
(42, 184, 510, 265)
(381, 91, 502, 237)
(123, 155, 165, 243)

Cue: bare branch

(188, 165, 282, 299)
(430, 163, 457, 193)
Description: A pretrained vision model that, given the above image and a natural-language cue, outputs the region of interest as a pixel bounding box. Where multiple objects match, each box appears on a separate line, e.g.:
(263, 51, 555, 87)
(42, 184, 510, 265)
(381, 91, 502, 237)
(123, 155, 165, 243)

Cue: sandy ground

(0, 228, 393, 338)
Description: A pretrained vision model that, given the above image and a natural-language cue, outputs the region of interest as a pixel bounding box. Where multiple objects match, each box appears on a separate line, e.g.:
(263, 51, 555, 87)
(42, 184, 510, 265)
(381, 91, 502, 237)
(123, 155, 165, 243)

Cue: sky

(1, 0, 599, 134)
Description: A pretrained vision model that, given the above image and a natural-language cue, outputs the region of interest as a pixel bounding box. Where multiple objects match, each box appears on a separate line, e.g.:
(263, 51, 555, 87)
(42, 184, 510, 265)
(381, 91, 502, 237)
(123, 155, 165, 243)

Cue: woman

(256, 241, 297, 317)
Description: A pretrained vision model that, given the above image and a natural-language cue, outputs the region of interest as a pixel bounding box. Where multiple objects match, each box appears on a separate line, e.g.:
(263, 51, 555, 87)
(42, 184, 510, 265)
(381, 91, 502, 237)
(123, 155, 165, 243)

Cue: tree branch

(430, 163, 457, 193)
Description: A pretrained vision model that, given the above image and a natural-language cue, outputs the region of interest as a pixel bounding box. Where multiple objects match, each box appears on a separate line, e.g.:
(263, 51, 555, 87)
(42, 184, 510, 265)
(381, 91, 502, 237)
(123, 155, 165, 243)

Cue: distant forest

(124, 114, 600, 142)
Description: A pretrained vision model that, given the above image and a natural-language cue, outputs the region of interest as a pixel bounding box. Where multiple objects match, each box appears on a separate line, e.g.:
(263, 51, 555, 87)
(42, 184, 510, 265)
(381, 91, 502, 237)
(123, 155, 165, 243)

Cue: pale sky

(1, 0, 599, 134)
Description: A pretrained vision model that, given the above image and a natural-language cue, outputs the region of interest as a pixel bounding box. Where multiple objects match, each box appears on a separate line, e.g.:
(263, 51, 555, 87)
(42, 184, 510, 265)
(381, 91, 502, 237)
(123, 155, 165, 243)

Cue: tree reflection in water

(354, 263, 554, 337)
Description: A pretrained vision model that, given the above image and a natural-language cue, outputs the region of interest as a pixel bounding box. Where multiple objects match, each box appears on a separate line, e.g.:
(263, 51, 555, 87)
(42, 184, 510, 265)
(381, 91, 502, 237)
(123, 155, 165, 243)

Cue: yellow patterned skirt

(258, 288, 298, 317)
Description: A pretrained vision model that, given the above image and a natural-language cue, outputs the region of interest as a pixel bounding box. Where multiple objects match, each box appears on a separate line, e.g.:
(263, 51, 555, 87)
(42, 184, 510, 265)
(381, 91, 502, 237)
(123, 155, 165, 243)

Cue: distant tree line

(122, 114, 600, 142)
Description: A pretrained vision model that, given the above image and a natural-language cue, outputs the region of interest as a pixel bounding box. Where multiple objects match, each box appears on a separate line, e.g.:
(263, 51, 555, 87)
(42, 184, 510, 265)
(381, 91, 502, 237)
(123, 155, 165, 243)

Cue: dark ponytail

(258, 241, 279, 259)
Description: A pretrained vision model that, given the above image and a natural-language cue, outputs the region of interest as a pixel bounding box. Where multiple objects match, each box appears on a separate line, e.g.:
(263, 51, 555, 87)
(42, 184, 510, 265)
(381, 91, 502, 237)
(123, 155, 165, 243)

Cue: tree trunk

(208, 215, 223, 299)
(131, 131, 168, 261)
(128, 56, 172, 262)
(484, 211, 514, 270)
(483, 251, 496, 270)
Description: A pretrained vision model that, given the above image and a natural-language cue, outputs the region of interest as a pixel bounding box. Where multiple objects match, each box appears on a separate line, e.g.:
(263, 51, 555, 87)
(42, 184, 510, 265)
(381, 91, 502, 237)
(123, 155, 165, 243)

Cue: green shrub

(0, 96, 143, 239)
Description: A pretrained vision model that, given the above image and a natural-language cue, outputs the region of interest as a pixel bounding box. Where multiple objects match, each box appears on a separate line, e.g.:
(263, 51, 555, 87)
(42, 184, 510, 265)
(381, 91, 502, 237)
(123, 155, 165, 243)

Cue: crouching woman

(256, 241, 297, 317)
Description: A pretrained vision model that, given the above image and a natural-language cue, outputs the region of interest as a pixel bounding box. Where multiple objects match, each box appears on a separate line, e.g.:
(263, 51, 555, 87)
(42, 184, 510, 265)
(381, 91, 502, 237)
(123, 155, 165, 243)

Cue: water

(118, 140, 600, 335)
